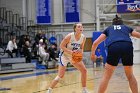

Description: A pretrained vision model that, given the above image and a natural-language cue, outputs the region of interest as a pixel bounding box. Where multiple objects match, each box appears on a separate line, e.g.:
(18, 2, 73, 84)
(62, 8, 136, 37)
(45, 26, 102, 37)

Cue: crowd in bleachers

(5, 31, 59, 66)
(0, 7, 59, 69)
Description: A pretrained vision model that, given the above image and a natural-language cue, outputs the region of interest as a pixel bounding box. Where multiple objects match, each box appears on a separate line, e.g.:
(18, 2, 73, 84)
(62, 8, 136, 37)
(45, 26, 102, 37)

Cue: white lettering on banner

(127, 4, 140, 12)
(65, 0, 75, 13)
(37, 0, 47, 16)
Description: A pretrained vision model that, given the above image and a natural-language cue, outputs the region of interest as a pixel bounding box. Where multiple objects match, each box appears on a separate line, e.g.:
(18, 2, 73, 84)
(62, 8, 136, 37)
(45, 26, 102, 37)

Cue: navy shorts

(107, 41, 133, 66)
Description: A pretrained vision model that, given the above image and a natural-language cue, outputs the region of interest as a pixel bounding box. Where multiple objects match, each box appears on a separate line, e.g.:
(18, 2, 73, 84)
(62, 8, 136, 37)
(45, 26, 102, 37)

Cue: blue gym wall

(92, 32, 107, 64)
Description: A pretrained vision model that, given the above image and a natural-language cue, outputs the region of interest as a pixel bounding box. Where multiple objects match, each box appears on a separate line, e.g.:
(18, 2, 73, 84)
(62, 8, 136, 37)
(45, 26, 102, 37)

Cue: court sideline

(0, 64, 140, 93)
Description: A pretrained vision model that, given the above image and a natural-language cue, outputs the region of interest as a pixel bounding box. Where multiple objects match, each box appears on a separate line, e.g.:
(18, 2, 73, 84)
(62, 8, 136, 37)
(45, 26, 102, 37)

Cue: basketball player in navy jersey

(91, 15, 139, 93)
(47, 23, 89, 93)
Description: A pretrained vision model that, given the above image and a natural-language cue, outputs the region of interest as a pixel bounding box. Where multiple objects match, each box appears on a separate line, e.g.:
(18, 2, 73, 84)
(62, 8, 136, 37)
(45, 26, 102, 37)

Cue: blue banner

(36, 0, 51, 24)
(117, 0, 134, 4)
(117, 0, 140, 13)
(64, 0, 80, 22)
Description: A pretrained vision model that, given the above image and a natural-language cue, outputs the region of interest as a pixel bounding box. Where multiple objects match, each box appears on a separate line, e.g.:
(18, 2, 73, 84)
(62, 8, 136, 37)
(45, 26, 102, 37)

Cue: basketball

(72, 51, 83, 63)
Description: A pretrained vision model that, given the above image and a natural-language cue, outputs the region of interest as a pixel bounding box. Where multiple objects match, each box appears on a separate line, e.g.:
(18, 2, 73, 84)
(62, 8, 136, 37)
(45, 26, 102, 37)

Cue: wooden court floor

(0, 64, 140, 93)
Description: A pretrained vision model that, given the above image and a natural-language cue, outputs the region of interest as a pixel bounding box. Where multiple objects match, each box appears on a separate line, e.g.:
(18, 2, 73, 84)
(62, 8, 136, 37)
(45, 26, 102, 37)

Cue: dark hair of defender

(112, 15, 123, 25)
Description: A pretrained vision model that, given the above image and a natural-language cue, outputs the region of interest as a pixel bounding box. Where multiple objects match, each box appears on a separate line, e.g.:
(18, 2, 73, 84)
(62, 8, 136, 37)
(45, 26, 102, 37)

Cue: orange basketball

(72, 51, 83, 63)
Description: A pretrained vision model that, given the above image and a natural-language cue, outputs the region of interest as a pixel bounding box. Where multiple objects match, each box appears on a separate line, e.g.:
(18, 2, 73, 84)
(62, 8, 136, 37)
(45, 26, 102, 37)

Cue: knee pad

(54, 76, 61, 81)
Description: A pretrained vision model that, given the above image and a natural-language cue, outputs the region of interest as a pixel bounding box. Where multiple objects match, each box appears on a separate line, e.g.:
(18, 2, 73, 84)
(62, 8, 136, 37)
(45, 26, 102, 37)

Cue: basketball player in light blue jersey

(47, 23, 89, 93)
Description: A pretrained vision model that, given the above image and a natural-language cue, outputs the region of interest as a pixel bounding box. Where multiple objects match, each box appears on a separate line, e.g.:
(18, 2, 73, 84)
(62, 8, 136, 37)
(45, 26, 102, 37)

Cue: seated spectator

(95, 48, 103, 67)
(6, 37, 18, 58)
(25, 35, 31, 43)
(35, 31, 42, 45)
(23, 41, 32, 63)
(49, 36, 57, 44)
(39, 42, 49, 65)
(47, 43, 58, 61)
(18, 35, 26, 56)
(32, 31, 42, 57)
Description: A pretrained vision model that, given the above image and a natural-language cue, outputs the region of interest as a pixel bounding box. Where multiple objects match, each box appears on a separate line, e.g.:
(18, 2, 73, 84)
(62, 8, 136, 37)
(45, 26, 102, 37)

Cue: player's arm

(91, 34, 106, 60)
(131, 29, 140, 38)
(60, 34, 73, 55)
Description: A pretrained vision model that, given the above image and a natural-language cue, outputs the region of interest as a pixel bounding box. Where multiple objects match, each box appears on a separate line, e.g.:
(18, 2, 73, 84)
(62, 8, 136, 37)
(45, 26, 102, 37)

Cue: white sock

(82, 87, 87, 91)
(48, 87, 52, 90)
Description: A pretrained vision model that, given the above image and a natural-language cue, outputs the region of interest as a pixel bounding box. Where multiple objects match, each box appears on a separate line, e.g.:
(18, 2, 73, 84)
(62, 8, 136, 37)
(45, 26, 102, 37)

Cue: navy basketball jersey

(103, 25, 133, 46)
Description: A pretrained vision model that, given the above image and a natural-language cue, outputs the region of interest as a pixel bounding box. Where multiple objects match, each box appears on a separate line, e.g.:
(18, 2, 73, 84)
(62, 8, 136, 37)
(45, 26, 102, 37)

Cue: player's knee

(59, 74, 64, 78)
(54, 75, 62, 81)
(124, 67, 134, 79)
(81, 68, 87, 74)
(125, 72, 134, 80)
(83, 68, 87, 73)
(105, 63, 115, 72)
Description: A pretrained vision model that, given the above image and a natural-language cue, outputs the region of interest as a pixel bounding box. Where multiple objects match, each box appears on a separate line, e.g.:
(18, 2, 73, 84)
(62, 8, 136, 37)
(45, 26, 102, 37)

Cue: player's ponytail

(112, 15, 123, 25)
(73, 23, 77, 32)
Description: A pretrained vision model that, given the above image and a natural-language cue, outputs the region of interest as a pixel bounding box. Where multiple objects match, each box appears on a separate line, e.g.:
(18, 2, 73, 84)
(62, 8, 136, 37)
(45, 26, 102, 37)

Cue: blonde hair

(73, 23, 77, 32)
(73, 23, 82, 32)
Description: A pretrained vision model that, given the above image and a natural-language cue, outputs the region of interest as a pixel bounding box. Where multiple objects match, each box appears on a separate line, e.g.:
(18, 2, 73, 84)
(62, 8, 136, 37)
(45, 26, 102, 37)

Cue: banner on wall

(64, 0, 80, 22)
(36, 0, 51, 24)
(117, 0, 140, 13)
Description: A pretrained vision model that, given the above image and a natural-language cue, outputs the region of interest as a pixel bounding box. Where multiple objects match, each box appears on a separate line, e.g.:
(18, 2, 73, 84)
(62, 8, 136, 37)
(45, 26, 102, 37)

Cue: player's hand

(73, 49, 82, 54)
(90, 54, 97, 62)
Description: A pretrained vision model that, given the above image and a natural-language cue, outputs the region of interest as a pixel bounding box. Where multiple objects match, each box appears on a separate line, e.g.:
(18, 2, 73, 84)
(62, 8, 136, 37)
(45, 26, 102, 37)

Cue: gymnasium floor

(0, 64, 140, 93)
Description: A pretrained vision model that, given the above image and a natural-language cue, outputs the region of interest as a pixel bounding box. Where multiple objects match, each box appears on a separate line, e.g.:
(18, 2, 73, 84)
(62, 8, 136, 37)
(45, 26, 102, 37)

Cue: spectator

(25, 35, 31, 43)
(33, 31, 42, 58)
(95, 48, 103, 67)
(18, 35, 26, 47)
(41, 31, 47, 45)
(35, 31, 42, 45)
(23, 41, 32, 63)
(47, 43, 58, 61)
(6, 37, 18, 58)
(18, 35, 26, 56)
(39, 42, 49, 65)
(49, 36, 57, 44)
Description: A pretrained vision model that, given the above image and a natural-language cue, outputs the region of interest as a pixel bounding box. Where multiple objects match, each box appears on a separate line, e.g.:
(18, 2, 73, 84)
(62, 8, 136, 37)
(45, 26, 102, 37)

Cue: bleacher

(0, 7, 37, 74)
(0, 57, 35, 74)
(0, 6, 61, 74)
